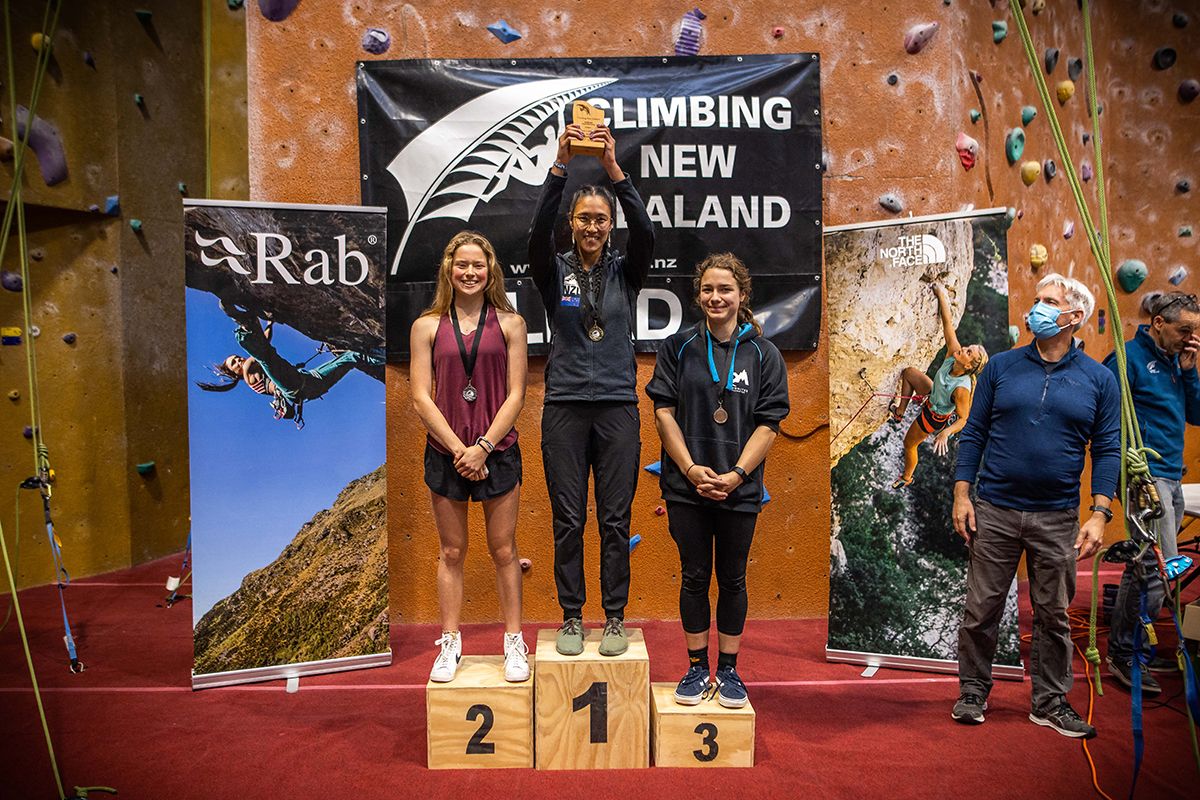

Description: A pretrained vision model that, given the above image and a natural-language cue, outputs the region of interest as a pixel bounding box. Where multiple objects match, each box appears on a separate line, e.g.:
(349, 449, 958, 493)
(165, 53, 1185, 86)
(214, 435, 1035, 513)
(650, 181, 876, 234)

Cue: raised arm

(589, 125, 653, 291)
(933, 283, 963, 356)
(528, 129, 577, 302)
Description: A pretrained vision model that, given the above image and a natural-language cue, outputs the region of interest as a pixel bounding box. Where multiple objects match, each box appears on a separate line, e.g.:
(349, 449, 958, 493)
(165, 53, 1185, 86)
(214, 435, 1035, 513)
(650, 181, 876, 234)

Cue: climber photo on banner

(823, 210, 1019, 674)
(182, 200, 391, 688)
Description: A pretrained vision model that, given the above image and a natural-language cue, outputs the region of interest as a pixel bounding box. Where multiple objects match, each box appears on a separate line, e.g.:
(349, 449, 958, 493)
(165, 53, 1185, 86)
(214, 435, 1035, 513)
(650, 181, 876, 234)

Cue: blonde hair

(693, 253, 762, 334)
(421, 231, 516, 317)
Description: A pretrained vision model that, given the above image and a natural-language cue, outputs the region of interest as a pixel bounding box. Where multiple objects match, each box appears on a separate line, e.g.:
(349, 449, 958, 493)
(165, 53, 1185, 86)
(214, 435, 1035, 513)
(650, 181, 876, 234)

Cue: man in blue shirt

(952, 274, 1120, 739)
(1104, 291, 1200, 695)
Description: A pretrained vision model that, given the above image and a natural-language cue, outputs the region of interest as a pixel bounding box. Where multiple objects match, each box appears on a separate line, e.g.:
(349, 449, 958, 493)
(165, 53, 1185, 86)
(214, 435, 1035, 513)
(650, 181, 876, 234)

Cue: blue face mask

(1027, 301, 1075, 339)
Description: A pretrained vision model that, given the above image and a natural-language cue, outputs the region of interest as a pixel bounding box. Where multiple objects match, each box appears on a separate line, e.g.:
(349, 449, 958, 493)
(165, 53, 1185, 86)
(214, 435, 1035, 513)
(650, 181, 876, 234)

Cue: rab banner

(183, 199, 390, 689)
(824, 210, 1022, 678)
(357, 55, 823, 359)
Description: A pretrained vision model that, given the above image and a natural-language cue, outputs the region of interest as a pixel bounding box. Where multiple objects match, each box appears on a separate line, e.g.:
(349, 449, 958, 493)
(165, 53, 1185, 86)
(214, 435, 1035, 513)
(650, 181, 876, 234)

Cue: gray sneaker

(1106, 656, 1163, 696)
(555, 618, 584, 656)
(1029, 701, 1096, 739)
(598, 617, 628, 656)
(951, 693, 987, 725)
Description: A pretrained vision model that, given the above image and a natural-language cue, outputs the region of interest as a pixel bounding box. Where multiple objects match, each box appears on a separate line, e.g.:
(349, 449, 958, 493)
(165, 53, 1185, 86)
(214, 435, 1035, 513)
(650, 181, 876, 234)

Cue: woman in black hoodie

(646, 253, 789, 708)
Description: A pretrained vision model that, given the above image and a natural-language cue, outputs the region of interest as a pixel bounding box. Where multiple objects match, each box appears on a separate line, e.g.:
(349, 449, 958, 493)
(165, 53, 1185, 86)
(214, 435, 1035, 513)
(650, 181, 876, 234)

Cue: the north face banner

(357, 55, 823, 359)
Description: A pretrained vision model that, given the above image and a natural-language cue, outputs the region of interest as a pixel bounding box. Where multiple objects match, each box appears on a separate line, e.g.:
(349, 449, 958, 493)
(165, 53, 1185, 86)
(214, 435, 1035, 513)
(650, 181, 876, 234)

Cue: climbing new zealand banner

(357, 54, 823, 359)
(183, 199, 390, 689)
(824, 210, 1022, 677)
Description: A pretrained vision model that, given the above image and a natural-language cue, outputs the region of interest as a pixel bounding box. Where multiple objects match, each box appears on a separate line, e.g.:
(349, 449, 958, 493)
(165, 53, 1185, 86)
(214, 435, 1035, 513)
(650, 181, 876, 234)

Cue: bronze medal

(713, 404, 728, 425)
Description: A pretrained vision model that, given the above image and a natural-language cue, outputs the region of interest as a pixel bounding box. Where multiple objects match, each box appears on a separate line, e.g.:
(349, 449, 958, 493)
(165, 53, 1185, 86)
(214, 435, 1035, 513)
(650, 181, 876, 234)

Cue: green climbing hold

(177, 182, 188, 195)
(136, 461, 156, 475)
(1021, 106, 1037, 125)
(992, 21, 1007, 44)
(1179, 226, 1193, 237)
(1005, 128, 1025, 165)
(1008, 325, 1020, 346)
(1116, 259, 1148, 292)
(134, 93, 145, 106)
(134, 9, 152, 24)
(130, 218, 143, 232)
(969, 108, 981, 123)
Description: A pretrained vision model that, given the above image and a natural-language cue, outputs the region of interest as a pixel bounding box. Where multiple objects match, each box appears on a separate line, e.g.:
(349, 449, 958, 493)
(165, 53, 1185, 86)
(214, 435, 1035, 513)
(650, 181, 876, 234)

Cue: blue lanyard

(705, 323, 749, 390)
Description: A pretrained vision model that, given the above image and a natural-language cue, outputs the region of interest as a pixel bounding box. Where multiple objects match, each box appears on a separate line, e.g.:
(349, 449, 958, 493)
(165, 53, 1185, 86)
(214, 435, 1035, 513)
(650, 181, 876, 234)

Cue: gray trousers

(958, 499, 1079, 713)
(1108, 476, 1183, 663)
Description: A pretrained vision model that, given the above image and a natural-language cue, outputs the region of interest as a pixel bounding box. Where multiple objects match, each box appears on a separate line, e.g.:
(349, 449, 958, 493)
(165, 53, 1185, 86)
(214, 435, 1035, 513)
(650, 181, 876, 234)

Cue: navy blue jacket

(528, 172, 654, 403)
(1104, 325, 1200, 480)
(954, 342, 1121, 510)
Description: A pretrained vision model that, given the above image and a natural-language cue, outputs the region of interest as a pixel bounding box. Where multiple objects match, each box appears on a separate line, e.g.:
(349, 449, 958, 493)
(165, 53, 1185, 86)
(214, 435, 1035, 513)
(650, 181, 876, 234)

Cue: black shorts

(424, 442, 522, 502)
(917, 404, 953, 435)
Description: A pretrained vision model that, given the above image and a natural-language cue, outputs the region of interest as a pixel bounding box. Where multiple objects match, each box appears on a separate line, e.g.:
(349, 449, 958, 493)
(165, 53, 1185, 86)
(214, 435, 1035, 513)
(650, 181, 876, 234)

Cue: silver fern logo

(386, 76, 618, 275)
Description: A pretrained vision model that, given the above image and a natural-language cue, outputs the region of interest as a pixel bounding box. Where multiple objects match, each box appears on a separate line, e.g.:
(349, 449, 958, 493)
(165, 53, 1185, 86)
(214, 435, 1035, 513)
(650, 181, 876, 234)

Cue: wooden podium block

(534, 628, 649, 770)
(650, 682, 755, 768)
(426, 655, 534, 769)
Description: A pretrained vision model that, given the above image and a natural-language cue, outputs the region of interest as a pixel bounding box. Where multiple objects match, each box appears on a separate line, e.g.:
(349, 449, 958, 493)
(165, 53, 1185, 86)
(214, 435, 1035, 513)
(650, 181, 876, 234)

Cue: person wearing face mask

(528, 122, 654, 657)
(1103, 291, 1200, 695)
(950, 273, 1120, 740)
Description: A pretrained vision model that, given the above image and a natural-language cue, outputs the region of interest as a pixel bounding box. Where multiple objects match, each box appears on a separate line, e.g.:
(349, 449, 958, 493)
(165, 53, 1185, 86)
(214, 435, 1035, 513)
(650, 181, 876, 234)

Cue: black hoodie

(646, 322, 790, 513)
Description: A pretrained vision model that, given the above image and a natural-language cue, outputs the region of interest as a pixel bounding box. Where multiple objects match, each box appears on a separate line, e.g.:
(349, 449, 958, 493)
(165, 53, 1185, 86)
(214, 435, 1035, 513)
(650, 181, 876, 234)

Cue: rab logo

(1147, 361, 1161, 374)
(194, 230, 370, 286)
(386, 77, 618, 275)
(879, 233, 948, 269)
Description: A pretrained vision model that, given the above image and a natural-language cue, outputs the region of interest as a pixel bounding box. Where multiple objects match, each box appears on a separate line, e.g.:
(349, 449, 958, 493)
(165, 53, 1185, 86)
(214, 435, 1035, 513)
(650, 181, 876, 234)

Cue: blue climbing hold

(1117, 259, 1148, 292)
(1169, 266, 1188, 286)
(644, 461, 663, 475)
(969, 108, 981, 123)
(62, 332, 77, 344)
(1005, 128, 1025, 164)
(629, 533, 642, 552)
(104, 195, 120, 215)
(130, 219, 143, 232)
(1021, 106, 1037, 125)
(487, 19, 522, 44)
(992, 21, 1007, 44)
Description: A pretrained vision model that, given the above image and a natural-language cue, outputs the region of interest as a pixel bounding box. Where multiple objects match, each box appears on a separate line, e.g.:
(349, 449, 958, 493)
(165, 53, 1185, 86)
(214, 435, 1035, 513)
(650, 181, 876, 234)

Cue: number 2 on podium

(572, 681, 608, 743)
(466, 704, 495, 754)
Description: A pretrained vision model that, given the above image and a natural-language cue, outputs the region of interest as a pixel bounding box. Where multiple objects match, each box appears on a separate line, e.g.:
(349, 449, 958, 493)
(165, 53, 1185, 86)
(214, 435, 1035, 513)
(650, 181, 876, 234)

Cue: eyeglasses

(572, 215, 611, 229)
(1156, 294, 1198, 315)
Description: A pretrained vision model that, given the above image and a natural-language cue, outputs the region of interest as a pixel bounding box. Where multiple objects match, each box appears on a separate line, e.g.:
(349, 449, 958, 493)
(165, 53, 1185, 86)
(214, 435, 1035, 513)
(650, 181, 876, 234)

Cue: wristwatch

(552, 160, 568, 173)
(1088, 504, 1113, 522)
(732, 466, 749, 483)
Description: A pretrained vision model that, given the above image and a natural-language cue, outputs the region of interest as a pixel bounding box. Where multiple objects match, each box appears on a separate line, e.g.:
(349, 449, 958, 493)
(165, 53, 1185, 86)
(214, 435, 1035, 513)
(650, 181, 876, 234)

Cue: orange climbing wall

(236, 1, 1198, 625)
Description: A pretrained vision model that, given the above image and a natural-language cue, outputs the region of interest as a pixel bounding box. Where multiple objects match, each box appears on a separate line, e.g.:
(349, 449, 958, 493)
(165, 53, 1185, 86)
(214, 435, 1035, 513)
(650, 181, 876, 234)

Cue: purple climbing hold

(1098, 309, 1106, 334)
(62, 332, 77, 345)
(904, 22, 939, 55)
(15, 106, 67, 186)
(970, 69, 983, 84)
(257, 0, 299, 22)
(361, 28, 390, 54)
(1081, 161, 1093, 182)
(1179, 80, 1199, 103)
(1152, 47, 1177, 71)
(22, 426, 33, 440)
(83, 50, 95, 68)
(1063, 220, 1075, 239)
(87, 204, 100, 213)
(486, 19, 522, 45)
(1178, 179, 1191, 194)
(675, 8, 706, 56)
(104, 195, 120, 215)
(878, 192, 903, 213)
(1, 271, 22, 292)
(1044, 47, 1059, 74)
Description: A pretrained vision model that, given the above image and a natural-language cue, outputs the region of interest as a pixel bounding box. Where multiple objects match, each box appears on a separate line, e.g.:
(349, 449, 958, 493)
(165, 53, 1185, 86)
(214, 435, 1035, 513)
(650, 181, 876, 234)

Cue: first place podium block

(650, 682, 755, 767)
(535, 628, 650, 770)
(426, 655, 534, 769)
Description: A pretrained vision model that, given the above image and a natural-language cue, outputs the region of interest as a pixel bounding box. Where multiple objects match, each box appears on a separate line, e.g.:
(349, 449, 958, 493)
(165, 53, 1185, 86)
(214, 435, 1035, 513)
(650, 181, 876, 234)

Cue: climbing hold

(772, 27, 784, 39)
(1, 271, 22, 292)
(22, 426, 33, 439)
(1117, 259, 1148, 292)
(1174, 13, 1189, 28)
(878, 193, 903, 213)
(655, 505, 666, 516)
(1008, 325, 1020, 346)
(1021, 105, 1037, 125)
(1082, 132, 1090, 144)
(228, 0, 245, 8)
(62, 332, 76, 344)
(674, 8, 705, 56)
(1181, 226, 1194, 237)
(1043, 159, 1056, 181)
(955, 132, 979, 171)
(361, 28, 390, 54)
(970, 69, 983, 84)
(1030, 0, 1046, 13)
(1005, 128, 1025, 164)
(1152, 47, 1177, 71)
(257, 0, 299, 22)
(134, 9, 153, 25)
(134, 93, 145, 107)
(29, 325, 39, 338)
(1080, 161, 1093, 182)
(629, 533, 642, 552)
(30, 32, 49, 52)
(903, 22, 939, 55)
(136, 461, 157, 476)
(177, 181, 188, 195)
(1056, 79, 1075, 104)
(110, 267, 119, 275)
(1020, 161, 1041, 186)
(1044, 47, 1059, 74)
(1087, 102, 1104, 118)
(7, 390, 17, 401)
(1068, 58, 1083, 81)
(2, 328, 21, 346)
(1029, 243, 1048, 269)
(29, 248, 43, 261)
(1063, 220, 1075, 239)
(519, 558, 532, 572)
(1176, 179, 1190, 193)
(0, 137, 12, 161)
(1169, 266, 1188, 286)
(1017, 208, 1024, 219)
(1098, 309, 1106, 333)
(887, 73, 898, 86)
(88, 204, 100, 213)
(487, 19, 522, 45)
(15, 107, 67, 186)
(1004, 207, 1017, 225)
(1179, 80, 1199, 103)
(992, 21, 1007, 44)
(82, 51, 95, 68)
(130, 219, 143, 232)
(969, 108, 981, 123)
(104, 195, 120, 215)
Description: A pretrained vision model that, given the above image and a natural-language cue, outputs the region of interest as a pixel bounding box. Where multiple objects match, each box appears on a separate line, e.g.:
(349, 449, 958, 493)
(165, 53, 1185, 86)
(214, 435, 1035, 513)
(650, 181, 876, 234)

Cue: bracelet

(476, 436, 495, 454)
(685, 463, 696, 478)
(552, 160, 568, 173)
(732, 466, 749, 483)
(1088, 504, 1113, 522)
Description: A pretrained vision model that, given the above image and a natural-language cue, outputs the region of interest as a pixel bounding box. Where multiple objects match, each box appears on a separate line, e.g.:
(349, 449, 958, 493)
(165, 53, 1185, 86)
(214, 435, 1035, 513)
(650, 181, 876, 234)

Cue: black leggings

(666, 501, 758, 636)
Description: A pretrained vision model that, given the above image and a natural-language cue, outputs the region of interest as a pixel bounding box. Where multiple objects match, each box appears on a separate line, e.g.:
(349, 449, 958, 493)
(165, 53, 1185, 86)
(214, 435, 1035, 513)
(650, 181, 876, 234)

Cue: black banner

(357, 55, 823, 359)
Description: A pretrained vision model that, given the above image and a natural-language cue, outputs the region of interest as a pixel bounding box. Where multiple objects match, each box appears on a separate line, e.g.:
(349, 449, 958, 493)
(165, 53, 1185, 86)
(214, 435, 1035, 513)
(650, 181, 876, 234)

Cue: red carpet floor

(1, 555, 1197, 799)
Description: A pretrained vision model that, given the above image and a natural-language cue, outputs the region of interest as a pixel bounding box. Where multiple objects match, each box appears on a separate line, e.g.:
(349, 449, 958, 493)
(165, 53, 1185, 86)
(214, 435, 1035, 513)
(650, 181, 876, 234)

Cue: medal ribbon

(571, 256, 608, 336)
(705, 323, 749, 409)
(450, 298, 489, 388)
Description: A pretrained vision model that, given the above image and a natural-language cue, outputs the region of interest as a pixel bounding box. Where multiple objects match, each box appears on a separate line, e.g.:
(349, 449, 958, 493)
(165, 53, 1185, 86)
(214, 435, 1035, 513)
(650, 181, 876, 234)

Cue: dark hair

(693, 253, 762, 334)
(570, 184, 615, 218)
(1142, 290, 1200, 322)
(196, 361, 241, 393)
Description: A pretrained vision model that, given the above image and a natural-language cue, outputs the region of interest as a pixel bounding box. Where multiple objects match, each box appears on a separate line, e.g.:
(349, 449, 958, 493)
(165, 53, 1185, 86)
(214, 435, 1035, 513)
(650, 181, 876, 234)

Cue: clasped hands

(685, 464, 743, 501)
(452, 443, 489, 482)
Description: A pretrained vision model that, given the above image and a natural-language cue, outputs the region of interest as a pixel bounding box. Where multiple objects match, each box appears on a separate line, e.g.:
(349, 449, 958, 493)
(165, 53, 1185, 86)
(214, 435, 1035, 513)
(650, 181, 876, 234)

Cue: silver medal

(462, 383, 477, 403)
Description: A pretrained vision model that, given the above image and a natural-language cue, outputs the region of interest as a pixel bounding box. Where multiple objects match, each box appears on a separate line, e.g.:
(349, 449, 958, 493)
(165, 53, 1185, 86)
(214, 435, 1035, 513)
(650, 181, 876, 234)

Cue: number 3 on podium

(693, 722, 718, 762)
(572, 681, 608, 743)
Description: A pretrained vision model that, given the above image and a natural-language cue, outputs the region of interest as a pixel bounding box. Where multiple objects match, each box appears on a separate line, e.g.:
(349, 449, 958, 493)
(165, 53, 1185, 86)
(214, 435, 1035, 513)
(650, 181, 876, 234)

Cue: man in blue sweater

(951, 273, 1120, 739)
(1105, 291, 1200, 695)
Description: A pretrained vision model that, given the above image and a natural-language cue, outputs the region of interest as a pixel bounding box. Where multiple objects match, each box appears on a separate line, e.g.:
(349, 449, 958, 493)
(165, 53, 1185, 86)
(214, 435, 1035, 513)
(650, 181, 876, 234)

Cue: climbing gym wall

(0, 1, 214, 589)
(245, 1, 1199, 624)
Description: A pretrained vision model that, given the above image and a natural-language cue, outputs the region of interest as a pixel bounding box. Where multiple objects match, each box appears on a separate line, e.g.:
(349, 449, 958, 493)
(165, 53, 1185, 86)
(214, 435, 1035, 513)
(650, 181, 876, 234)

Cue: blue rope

(1129, 586, 1147, 800)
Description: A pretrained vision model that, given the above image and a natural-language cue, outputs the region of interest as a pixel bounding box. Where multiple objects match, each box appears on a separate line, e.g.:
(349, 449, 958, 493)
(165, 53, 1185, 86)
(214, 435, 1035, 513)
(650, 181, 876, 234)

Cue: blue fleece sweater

(1104, 325, 1200, 480)
(954, 342, 1121, 510)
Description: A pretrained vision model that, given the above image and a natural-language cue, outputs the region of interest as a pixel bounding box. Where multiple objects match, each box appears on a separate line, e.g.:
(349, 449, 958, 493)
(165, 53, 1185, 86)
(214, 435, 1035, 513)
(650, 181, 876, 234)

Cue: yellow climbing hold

(1056, 79, 1075, 104)
(1029, 243, 1048, 268)
(30, 32, 50, 51)
(1020, 160, 1041, 186)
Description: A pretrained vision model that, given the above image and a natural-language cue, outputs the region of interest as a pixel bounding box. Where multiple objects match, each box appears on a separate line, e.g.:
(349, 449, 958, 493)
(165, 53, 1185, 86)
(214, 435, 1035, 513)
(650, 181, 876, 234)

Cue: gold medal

(588, 324, 605, 342)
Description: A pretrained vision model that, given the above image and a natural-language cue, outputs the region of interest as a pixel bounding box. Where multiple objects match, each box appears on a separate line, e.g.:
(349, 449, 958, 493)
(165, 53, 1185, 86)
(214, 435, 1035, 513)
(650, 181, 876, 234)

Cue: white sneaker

(503, 632, 530, 682)
(430, 631, 461, 683)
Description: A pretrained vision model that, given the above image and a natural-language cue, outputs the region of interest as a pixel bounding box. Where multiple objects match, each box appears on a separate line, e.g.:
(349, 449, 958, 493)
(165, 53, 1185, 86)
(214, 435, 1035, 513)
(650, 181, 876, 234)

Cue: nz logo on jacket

(385, 77, 618, 276)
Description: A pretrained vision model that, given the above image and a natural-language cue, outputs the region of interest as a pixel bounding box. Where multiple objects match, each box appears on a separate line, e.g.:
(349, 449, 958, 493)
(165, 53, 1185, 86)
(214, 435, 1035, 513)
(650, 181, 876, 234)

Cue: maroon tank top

(429, 306, 518, 454)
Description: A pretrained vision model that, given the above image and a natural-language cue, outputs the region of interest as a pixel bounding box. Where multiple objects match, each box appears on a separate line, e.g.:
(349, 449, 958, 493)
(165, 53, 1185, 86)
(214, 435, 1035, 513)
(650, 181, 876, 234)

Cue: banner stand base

(825, 647, 1024, 681)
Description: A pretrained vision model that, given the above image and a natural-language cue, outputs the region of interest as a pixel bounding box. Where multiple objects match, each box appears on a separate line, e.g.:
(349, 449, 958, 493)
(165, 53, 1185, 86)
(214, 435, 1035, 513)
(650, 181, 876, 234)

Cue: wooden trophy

(568, 100, 606, 157)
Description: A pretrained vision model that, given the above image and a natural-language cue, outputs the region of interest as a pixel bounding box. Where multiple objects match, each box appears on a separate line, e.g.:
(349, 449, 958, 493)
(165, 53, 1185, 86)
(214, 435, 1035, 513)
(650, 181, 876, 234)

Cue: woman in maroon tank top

(410, 231, 530, 684)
